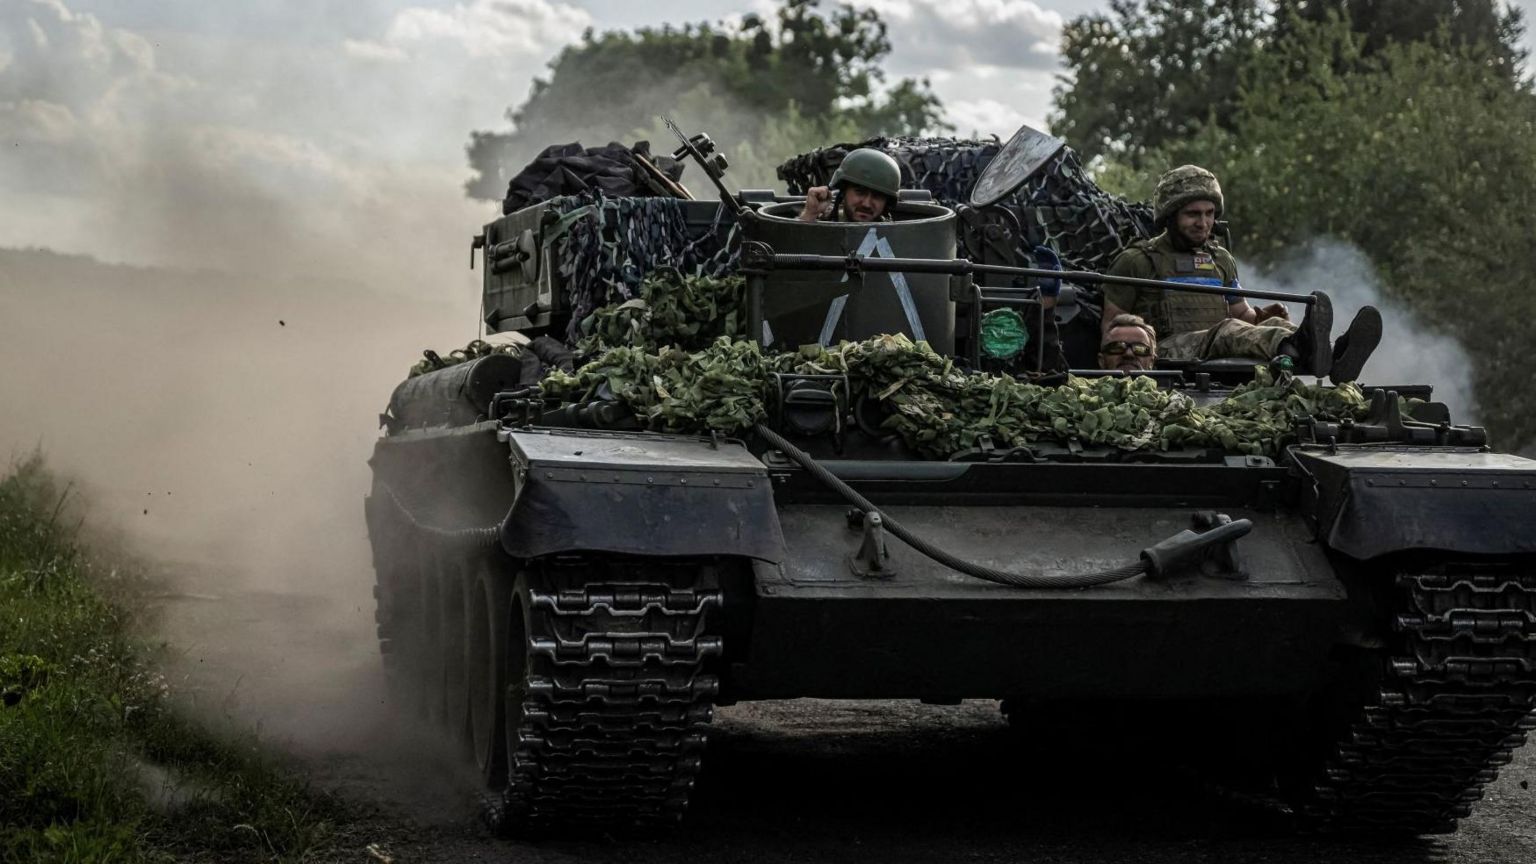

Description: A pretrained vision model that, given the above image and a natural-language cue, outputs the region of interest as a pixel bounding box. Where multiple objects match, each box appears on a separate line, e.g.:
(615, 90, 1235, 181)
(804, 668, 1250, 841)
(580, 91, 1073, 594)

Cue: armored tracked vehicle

(365, 126, 1536, 837)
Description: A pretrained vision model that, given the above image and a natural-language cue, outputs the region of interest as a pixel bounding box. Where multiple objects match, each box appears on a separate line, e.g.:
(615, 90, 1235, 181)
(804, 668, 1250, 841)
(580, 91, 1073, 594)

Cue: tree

(1052, 0, 1527, 168)
(1277, 0, 1527, 80)
(1050, 0, 1269, 167)
(1126, 15, 1536, 448)
(464, 0, 947, 200)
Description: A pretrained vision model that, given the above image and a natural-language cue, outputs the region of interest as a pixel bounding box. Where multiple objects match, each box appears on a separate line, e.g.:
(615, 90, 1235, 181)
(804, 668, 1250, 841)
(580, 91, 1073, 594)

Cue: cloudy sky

(2, 0, 1533, 291)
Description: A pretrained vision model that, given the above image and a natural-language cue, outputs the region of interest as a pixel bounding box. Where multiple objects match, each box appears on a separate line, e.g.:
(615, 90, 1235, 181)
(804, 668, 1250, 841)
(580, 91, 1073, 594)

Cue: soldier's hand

(1254, 302, 1291, 324)
(798, 186, 834, 222)
(1031, 244, 1062, 298)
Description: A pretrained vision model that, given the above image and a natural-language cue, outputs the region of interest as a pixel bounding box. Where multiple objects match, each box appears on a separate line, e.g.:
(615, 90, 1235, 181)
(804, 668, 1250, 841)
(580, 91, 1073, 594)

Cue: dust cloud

(0, 0, 521, 776)
(1246, 239, 1479, 424)
(0, 245, 480, 767)
(0, 0, 800, 809)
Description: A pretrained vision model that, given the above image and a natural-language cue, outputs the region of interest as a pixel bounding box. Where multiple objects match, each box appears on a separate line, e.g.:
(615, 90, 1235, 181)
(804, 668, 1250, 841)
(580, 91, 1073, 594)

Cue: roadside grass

(0, 455, 348, 863)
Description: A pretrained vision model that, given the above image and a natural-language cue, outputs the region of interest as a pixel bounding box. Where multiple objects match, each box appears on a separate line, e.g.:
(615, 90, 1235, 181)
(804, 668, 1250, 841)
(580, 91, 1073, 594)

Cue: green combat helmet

(1153, 164, 1223, 224)
(830, 148, 902, 199)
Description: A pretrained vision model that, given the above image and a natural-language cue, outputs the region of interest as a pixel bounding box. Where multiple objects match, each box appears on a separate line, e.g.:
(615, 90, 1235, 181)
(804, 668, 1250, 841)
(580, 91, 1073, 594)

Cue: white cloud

(0, 0, 1075, 287)
(8, 98, 80, 143)
(0, 0, 590, 292)
(0, 0, 182, 136)
(946, 97, 1030, 139)
(825, 0, 1065, 139)
(848, 0, 1063, 73)
(342, 38, 408, 62)
(350, 0, 591, 60)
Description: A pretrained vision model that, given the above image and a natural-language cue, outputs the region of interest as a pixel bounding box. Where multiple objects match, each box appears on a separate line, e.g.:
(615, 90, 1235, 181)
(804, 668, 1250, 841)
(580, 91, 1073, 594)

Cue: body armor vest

(1132, 237, 1233, 337)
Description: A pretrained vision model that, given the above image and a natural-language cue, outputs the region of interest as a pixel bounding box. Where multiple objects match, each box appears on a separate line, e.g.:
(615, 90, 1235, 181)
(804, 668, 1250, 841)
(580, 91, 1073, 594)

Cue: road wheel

(439, 553, 471, 755)
(417, 544, 446, 726)
(369, 499, 414, 713)
(468, 556, 511, 786)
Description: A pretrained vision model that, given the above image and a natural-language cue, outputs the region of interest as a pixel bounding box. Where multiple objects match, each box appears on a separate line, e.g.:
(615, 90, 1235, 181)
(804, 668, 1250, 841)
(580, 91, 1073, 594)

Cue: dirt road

(158, 579, 1536, 864)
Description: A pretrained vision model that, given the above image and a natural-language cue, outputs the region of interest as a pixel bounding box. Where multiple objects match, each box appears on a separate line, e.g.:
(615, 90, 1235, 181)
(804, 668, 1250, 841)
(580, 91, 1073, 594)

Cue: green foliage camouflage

(578, 270, 747, 354)
(540, 326, 1367, 459)
(537, 271, 1369, 456)
(543, 340, 773, 433)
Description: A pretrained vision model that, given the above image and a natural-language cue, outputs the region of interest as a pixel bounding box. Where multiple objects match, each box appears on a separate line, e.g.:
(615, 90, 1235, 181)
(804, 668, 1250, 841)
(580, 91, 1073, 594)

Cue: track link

(1300, 564, 1536, 834)
(490, 556, 724, 833)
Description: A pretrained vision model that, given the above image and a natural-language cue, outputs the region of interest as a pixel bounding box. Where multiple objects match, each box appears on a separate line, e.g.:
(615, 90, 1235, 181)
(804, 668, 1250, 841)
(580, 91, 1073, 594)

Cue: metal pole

(763, 251, 1315, 305)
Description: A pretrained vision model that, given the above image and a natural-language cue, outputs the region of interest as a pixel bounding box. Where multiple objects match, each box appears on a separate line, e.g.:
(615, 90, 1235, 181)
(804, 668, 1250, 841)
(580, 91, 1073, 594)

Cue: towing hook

(849, 510, 894, 579)
(1140, 514, 1253, 580)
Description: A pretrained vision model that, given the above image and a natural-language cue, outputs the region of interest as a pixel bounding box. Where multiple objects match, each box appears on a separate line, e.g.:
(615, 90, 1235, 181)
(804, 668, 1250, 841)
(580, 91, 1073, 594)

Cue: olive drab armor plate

(1134, 239, 1233, 337)
(967, 123, 1067, 208)
(1156, 289, 1229, 338)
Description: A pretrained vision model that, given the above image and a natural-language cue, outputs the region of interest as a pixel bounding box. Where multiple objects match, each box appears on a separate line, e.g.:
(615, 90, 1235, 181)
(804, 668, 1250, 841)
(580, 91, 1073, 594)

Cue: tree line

(464, 0, 947, 197)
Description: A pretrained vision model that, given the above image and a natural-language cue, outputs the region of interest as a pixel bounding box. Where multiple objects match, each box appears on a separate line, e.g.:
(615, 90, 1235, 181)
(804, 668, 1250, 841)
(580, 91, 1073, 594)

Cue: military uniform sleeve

(1103, 248, 1149, 313)
(1215, 248, 1241, 288)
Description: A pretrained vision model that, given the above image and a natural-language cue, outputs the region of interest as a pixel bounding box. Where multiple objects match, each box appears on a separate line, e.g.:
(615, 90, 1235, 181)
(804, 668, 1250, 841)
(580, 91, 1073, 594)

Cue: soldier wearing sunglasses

(1098, 314, 1158, 372)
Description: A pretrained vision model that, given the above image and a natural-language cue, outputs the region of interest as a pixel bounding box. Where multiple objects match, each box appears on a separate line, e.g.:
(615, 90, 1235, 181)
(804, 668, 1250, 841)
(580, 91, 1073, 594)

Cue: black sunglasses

(1100, 341, 1153, 357)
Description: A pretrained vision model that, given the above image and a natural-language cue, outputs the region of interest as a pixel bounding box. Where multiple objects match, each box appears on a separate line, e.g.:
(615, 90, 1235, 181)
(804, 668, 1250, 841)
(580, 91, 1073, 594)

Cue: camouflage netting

(776, 137, 1155, 273)
(500, 137, 1149, 360)
(535, 272, 1369, 458)
(534, 194, 740, 344)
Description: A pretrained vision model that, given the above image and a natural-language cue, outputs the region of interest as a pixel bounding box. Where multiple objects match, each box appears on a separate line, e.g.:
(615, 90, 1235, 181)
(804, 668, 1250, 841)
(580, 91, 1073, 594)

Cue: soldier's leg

(1273, 293, 1333, 376)
(1199, 319, 1290, 360)
(1159, 329, 1210, 361)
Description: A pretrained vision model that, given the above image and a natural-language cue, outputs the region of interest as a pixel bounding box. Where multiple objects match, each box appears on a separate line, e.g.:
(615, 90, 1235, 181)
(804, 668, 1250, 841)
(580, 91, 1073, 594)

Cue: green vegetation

(1056, 2, 1536, 450)
(542, 331, 1371, 458)
(1054, 0, 1526, 169)
(0, 456, 343, 863)
(534, 274, 1370, 458)
(465, 0, 948, 197)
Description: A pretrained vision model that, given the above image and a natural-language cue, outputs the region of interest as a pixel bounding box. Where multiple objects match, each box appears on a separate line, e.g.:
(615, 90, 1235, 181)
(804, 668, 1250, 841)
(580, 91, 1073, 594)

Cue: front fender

(501, 428, 785, 562)
(1293, 446, 1536, 559)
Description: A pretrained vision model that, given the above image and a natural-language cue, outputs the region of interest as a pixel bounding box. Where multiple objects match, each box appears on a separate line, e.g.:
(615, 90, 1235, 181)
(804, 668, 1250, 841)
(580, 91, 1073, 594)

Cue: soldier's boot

(1274, 291, 1333, 377)
(1328, 306, 1383, 384)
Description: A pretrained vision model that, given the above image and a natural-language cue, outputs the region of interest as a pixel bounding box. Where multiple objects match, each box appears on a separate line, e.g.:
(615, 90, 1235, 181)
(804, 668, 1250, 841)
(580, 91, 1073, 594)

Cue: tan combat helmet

(1153, 165, 1224, 225)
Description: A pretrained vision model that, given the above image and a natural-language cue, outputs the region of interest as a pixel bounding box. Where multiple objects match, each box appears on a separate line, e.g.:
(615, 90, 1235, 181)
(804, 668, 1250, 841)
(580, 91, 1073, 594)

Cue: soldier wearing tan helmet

(1102, 165, 1381, 383)
(797, 148, 902, 223)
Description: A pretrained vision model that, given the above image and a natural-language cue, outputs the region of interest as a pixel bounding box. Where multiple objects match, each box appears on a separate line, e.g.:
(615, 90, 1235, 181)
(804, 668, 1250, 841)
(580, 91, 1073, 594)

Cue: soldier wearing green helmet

(1103, 164, 1382, 383)
(797, 148, 902, 223)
